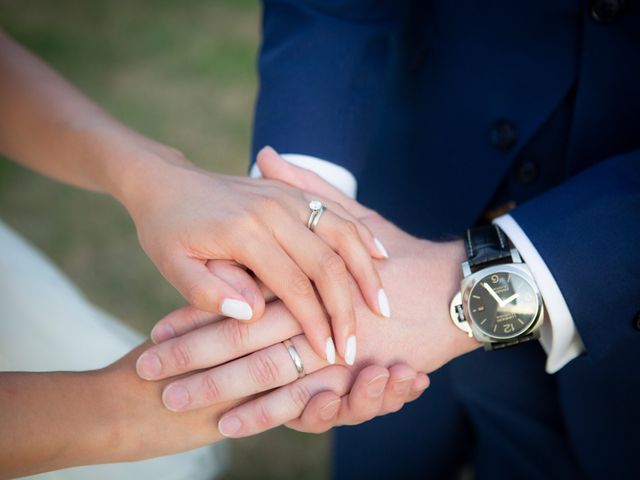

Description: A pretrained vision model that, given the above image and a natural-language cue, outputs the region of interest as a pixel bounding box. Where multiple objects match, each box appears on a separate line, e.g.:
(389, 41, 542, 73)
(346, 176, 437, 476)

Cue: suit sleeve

(508, 150, 640, 363)
(252, 0, 405, 177)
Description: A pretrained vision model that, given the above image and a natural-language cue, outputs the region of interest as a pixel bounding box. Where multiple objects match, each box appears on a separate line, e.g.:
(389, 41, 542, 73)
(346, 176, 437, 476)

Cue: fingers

(159, 334, 324, 412)
(150, 260, 265, 342)
(257, 146, 371, 218)
(164, 255, 255, 321)
(137, 301, 302, 381)
(217, 364, 353, 438)
(207, 259, 266, 322)
(150, 306, 222, 344)
(318, 198, 389, 260)
(379, 364, 419, 415)
(271, 220, 357, 364)
(236, 235, 335, 364)
(287, 364, 430, 434)
(307, 205, 390, 318)
(285, 391, 343, 434)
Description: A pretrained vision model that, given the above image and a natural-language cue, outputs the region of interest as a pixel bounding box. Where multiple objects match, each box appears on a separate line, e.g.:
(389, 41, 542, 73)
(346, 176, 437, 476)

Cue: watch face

(467, 271, 539, 339)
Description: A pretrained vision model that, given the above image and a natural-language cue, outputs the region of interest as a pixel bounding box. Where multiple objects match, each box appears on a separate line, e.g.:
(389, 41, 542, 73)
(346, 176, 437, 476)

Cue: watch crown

(449, 292, 473, 337)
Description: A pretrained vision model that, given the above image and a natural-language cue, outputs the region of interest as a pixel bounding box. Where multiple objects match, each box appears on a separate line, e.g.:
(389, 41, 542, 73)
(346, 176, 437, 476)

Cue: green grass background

(0, 1, 329, 478)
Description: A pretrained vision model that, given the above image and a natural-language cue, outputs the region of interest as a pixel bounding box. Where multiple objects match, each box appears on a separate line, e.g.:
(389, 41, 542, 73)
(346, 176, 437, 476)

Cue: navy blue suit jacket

(253, 1, 640, 477)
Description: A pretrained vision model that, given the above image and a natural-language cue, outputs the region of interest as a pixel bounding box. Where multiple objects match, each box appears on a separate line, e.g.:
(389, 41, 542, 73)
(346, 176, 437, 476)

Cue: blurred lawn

(0, 1, 329, 478)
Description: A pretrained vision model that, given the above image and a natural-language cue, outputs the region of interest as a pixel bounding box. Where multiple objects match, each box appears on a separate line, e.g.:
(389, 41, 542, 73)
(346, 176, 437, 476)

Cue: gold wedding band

(283, 339, 305, 378)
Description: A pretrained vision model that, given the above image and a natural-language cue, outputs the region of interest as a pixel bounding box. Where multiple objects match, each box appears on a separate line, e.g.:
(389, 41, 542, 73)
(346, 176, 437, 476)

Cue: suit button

(590, 0, 625, 23)
(517, 161, 538, 184)
(633, 311, 640, 331)
(491, 121, 517, 152)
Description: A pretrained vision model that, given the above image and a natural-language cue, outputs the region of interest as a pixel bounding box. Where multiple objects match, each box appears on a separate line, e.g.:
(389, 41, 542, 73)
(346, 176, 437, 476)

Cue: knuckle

(386, 402, 404, 414)
(169, 341, 193, 371)
(201, 374, 221, 403)
(338, 220, 359, 242)
(288, 382, 312, 410)
(256, 195, 283, 216)
(289, 271, 314, 298)
(248, 352, 281, 388)
(222, 319, 251, 349)
(321, 252, 347, 278)
(254, 401, 274, 429)
(185, 283, 211, 309)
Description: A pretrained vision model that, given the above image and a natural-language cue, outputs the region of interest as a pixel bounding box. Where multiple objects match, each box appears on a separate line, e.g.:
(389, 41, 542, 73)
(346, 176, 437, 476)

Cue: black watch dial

(467, 271, 539, 339)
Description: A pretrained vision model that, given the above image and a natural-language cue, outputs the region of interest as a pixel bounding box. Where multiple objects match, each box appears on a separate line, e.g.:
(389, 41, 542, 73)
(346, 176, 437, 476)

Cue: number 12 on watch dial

(468, 272, 539, 339)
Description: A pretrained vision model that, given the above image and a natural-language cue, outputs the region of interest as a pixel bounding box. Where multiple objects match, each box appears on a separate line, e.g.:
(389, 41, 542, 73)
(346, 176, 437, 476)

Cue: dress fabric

(0, 220, 227, 480)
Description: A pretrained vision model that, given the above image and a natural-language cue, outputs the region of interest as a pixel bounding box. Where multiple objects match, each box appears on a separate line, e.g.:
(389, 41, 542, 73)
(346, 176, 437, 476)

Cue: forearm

(0, 343, 229, 478)
(0, 370, 119, 477)
(0, 30, 185, 205)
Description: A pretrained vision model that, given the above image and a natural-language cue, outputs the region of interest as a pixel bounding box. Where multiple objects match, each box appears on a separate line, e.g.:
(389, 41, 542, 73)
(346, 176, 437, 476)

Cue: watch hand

(482, 282, 504, 306)
(502, 293, 520, 305)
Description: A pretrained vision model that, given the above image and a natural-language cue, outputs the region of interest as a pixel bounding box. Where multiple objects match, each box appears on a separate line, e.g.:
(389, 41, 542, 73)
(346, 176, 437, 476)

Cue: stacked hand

(136, 149, 480, 438)
(122, 146, 391, 366)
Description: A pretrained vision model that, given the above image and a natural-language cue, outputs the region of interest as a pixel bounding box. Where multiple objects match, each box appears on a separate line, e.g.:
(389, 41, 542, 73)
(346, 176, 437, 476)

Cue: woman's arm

(0, 29, 170, 198)
(0, 343, 230, 479)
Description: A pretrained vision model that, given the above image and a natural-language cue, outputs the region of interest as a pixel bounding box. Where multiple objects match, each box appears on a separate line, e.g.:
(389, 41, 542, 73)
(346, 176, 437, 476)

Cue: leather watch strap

(464, 225, 540, 350)
(464, 224, 512, 272)
(485, 330, 540, 350)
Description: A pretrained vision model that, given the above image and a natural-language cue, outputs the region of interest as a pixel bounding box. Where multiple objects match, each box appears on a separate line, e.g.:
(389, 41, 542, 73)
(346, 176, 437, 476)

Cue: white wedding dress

(0, 220, 227, 480)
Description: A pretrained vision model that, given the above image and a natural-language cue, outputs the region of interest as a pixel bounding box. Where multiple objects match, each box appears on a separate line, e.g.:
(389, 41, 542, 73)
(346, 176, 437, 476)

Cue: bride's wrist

(101, 133, 196, 217)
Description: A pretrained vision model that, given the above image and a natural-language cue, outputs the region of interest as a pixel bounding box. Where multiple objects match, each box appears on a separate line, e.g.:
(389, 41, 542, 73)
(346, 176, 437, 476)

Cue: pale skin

(0, 29, 393, 364)
(139, 151, 482, 437)
(0, 343, 231, 479)
(0, 31, 426, 475)
(0, 340, 425, 477)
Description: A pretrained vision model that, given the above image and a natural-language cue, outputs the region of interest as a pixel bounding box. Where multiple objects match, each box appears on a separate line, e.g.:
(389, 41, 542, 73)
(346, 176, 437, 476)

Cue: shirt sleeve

(494, 215, 585, 374)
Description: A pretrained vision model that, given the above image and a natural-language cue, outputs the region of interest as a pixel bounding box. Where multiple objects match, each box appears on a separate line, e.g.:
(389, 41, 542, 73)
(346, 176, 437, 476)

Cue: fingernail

(262, 145, 278, 155)
(374, 237, 389, 259)
(221, 299, 253, 321)
(378, 289, 391, 318)
(151, 324, 175, 343)
(136, 352, 162, 379)
(218, 415, 243, 437)
(162, 384, 190, 411)
(393, 379, 414, 396)
(319, 399, 341, 421)
(345, 335, 357, 366)
(325, 337, 336, 365)
(366, 374, 389, 397)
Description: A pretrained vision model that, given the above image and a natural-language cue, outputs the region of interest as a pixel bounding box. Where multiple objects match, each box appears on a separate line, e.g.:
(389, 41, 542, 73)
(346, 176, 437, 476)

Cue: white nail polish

(221, 299, 253, 321)
(325, 337, 336, 365)
(378, 288, 391, 318)
(374, 237, 389, 259)
(345, 335, 357, 366)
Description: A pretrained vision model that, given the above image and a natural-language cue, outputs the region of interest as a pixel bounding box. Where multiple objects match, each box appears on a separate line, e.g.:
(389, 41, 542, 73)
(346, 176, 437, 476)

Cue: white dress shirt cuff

(250, 154, 358, 199)
(493, 214, 585, 373)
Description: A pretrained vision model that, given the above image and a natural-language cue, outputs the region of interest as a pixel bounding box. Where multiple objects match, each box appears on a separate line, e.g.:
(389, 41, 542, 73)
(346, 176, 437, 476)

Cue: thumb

(166, 256, 256, 322)
(256, 146, 370, 217)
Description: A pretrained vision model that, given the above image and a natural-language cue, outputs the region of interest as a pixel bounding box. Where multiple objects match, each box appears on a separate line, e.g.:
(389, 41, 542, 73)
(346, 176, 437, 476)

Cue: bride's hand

(120, 146, 389, 365)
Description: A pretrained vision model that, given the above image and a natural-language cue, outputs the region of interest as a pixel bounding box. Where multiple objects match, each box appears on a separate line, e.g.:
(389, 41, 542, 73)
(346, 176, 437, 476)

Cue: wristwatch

(449, 224, 544, 350)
